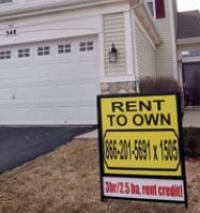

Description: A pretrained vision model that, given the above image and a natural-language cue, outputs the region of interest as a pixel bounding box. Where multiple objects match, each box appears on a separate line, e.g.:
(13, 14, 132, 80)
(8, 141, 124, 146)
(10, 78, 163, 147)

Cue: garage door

(0, 36, 99, 125)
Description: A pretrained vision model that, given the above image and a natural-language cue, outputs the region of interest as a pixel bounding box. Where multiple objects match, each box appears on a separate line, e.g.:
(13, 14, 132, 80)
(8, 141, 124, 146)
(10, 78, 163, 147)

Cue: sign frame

(97, 93, 188, 207)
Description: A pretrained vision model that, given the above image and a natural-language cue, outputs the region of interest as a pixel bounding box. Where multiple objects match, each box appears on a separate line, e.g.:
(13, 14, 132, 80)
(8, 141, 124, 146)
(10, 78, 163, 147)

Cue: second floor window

(146, 0, 165, 19)
(147, 0, 155, 17)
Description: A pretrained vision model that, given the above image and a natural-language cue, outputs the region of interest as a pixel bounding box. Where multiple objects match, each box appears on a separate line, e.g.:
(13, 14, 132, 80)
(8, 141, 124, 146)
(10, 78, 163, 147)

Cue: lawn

(0, 138, 199, 213)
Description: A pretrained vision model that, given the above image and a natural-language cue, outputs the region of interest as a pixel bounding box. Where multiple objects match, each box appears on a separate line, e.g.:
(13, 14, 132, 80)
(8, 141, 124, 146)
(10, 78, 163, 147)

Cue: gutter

(0, 0, 126, 21)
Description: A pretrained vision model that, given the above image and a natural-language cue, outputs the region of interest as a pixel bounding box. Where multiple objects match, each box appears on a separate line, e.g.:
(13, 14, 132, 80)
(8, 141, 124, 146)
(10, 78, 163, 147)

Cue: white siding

(154, 0, 176, 78)
(135, 22, 156, 79)
(103, 12, 126, 76)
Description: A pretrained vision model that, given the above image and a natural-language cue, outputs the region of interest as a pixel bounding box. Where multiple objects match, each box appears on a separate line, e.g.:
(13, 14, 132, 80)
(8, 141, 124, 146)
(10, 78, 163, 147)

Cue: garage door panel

(15, 87, 76, 100)
(0, 108, 68, 125)
(14, 80, 76, 89)
(0, 106, 96, 125)
(0, 77, 76, 88)
(77, 85, 98, 95)
(0, 90, 15, 101)
(0, 98, 96, 110)
(75, 76, 98, 84)
(3, 68, 76, 80)
(75, 106, 97, 123)
(4, 65, 95, 81)
(0, 75, 97, 92)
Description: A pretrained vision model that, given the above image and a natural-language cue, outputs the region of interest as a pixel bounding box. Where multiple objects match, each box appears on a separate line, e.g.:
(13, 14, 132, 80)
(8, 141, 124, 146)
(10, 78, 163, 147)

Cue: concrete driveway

(0, 126, 95, 173)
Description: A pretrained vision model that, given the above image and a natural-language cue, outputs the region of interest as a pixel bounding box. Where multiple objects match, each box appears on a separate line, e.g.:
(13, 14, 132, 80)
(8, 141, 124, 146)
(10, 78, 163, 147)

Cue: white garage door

(0, 36, 99, 125)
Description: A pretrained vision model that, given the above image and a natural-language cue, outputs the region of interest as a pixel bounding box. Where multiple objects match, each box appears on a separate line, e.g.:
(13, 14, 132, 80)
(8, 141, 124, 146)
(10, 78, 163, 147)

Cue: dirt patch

(0, 139, 199, 213)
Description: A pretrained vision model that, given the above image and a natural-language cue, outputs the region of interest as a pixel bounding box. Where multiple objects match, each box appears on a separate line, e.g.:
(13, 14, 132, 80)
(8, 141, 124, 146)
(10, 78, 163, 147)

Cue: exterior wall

(154, 0, 177, 78)
(101, 81, 136, 94)
(134, 20, 156, 79)
(103, 12, 126, 76)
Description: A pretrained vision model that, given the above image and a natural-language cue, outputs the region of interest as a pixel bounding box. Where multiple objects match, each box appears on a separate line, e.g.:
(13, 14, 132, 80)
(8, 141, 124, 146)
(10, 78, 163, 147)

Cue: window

(87, 41, 94, 51)
(155, 0, 165, 19)
(58, 44, 71, 54)
(80, 41, 94, 52)
(181, 50, 200, 58)
(0, 0, 12, 4)
(80, 42, 86, 51)
(147, 0, 155, 17)
(18, 49, 30, 58)
(0, 51, 11, 60)
(183, 63, 200, 106)
(146, 0, 165, 19)
(37, 46, 50, 56)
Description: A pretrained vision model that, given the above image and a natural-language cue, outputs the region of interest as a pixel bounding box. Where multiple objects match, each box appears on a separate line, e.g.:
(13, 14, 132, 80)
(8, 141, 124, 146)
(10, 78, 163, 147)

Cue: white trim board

(100, 75, 135, 83)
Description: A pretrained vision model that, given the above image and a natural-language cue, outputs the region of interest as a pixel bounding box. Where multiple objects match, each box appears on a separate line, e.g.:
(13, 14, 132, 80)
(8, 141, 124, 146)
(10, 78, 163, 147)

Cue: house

(0, 0, 198, 126)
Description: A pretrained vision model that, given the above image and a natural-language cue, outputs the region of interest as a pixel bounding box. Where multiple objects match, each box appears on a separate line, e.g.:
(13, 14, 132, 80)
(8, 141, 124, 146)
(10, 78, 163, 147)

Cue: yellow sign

(98, 94, 183, 177)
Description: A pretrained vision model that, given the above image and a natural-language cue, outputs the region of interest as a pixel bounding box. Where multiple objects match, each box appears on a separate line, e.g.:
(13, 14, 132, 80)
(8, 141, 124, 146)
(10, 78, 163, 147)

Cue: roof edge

(0, 0, 131, 21)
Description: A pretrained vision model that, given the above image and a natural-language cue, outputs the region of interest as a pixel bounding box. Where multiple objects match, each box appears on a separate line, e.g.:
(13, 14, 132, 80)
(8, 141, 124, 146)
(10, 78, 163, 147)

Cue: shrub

(183, 128, 200, 157)
(139, 76, 182, 95)
(139, 76, 183, 114)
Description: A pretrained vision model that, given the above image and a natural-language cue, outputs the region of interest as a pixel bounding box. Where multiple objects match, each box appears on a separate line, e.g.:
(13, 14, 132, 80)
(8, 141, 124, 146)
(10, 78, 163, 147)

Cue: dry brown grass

(0, 139, 199, 213)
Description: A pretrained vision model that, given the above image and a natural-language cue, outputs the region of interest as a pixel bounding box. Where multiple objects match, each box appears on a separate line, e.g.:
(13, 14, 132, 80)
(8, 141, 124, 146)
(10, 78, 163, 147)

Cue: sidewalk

(75, 129, 97, 140)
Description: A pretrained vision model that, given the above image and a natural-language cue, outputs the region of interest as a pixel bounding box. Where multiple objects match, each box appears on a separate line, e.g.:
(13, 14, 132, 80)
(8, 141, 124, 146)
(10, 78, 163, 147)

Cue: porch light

(109, 43, 118, 63)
